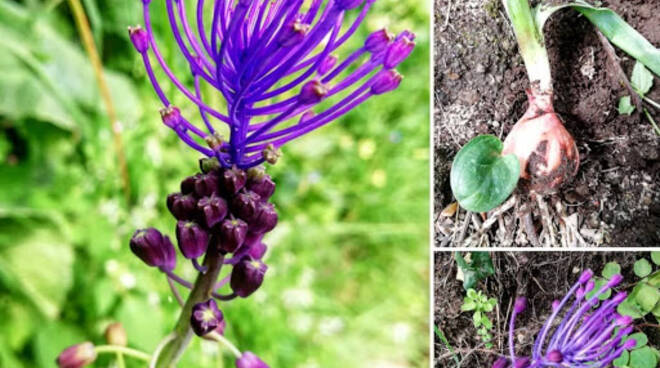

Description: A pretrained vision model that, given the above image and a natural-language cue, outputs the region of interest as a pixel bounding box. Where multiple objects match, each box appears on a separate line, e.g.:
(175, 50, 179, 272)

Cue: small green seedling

(617, 61, 660, 135)
(461, 288, 497, 348)
(455, 252, 495, 291)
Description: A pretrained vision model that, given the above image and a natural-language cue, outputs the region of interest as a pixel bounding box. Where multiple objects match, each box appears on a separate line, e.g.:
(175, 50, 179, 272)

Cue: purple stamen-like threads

(132, 0, 414, 169)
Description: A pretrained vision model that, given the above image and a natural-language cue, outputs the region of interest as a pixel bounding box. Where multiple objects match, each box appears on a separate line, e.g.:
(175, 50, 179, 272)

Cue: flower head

(56, 342, 97, 368)
(133, 0, 414, 168)
(191, 299, 224, 336)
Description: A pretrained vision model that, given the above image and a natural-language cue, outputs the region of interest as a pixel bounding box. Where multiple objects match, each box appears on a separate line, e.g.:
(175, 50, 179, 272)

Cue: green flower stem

(208, 332, 241, 358)
(502, 0, 552, 91)
(116, 352, 126, 368)
(155, 250, 226, 368)
(94, 345, 151, 362)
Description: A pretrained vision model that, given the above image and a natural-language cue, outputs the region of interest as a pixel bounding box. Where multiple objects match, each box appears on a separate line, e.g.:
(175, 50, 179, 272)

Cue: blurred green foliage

(0, 0, 429, 367)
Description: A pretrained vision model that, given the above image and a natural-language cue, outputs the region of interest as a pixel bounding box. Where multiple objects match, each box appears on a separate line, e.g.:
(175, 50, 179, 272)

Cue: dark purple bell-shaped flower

(176, 221, 209, 259)
(180, 175, 197, 194)
(232, 191, 262, 223)
(130, 228, 176, 271)
(56, 342, 97, 368)
(231, 256, 267, 298)
(246, 167, 275, 201)
(167, 193, 197, 220)
(219, 218, 248, 253)
(250, 202, 278, 234)
(191, 299, 224, 336)
(222, 166, 247, 195)
(195, 173, 219, 197)
(198, 195, 228, 228)
(235, 351, 269, 368)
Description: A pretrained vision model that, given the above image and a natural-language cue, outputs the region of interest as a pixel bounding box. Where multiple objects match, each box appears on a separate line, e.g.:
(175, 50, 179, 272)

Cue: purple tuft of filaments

(494, 269, 636, 368)
(129, 0, 414, 169)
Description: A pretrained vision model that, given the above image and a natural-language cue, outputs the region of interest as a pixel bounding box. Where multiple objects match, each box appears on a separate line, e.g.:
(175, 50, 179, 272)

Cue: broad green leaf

(117, 295, 165, 351)
(614, 349, 629, 367)
(603, 262, 622, 279)
(473, 311, 482, 327)
(618, 297, 645, 319)
(626, 333, 648, 349)
(648, 271, 660, 287)
(450, 135, 520, 213)
(634, 259, 653, 278)
(482, 317, 493, 329)
(618, 96, 635, 115)
(630, 346, 657, 368)
(586, 278, 612, 301)
(633, 283, 660, 312)
(651, 252, 660, 266)
(461, 301, 477, 311)
(631, 62, 654, 96)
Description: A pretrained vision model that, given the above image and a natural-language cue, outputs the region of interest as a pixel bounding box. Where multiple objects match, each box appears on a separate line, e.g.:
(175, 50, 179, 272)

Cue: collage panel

(433, 0, 660, 247)
(434, 251, 660, 367)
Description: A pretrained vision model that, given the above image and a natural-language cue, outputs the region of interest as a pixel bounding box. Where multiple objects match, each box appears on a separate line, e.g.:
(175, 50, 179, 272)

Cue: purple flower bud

(128, 25, 149, 53)
(546, 350, 563, 363)
(180, 176, 197, 194)
(246, 167, 276, 200)
(607, 274, 623, 288)
(219, 218, 248, 253)
(616, 315, 633, 327)
(191, 299, 224, 336)
(198, 195, 228, 228)
(513, 358, 529, 368)
(244, 231, 265, 249)
(277, 17, 310, 48)
(299, 80, 329, 104)
(176, 221, 209, 259)
(247, 242, 268, 260)
(223, 167, 247, 195)
(336, 0, 363, 10)
(232, 191, 262, 223)
(235, 351, 269, 368)
(579, 269, 594, 284)
(551, 300, 560, 310)
(318, 55, 338, 76)
(492, 357, 508, 368)
(514, 297, 526, 314)
(612, 291, 627, 304)
(160, 105, 183, 129)
(384, 34, 415, 69)
(130, 228, 176, 271)
(215, 318, 227, 336)
(250, 202, 278, 234)
(584, 280, 595, 294)
(195, 173, 219, 197)
(167, 193, 198, 220)
(576, 287, 586, 300)
(371, 70, 403, 95)
(104, 322, 127, 347)
(56, 342, 97, 368)
(231, 256, 267, 298)
(623, 338, 637, 349)
(364, 28, 394, 53)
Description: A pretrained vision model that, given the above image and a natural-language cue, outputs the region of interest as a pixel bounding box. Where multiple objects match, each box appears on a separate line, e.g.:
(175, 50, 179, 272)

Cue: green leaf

(634, 259, 653, 278)
(613, 349, 629, 367)
(461, 301, 477, 311)
(631, 62, 654, 96)
(473, 311, 482, 327)
(630, 346, 657, 368)
(482, 317, 493, 329)
(450, 135, 520, 213)
(603, 262, 622, 279)
(651, 252, 660, 266)
(618, 297, 646, 319)
(618, 96, 635, 115)
(455, 252, 495, 290)
(634, 283, 660, 312)
(586, 278, 612, 301)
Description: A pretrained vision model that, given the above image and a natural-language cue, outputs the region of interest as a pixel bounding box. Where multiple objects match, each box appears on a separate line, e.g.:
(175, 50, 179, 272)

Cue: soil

(434, 0, 660, 246)
(433, 251, 660, 367)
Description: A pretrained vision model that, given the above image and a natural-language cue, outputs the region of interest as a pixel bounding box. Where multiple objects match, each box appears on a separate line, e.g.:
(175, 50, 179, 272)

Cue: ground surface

(434, 251, 660, 367)
(434, 0, 660, 246)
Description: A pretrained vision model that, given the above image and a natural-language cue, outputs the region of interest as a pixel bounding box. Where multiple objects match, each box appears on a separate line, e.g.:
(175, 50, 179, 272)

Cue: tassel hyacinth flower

(51, 1, 417, 367)
(494, 269, 636, 368)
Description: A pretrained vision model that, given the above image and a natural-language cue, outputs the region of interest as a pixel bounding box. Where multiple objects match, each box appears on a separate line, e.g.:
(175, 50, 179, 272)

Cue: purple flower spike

(231, 256, 267, 298)
(504, 269, 635, 368)
(130, 228, 176, 271)
(135, 0, 414, 168)
(176, 221, 209, 259)
(56, 342, 97, 368)
(191, 299, 224, 336)
(236, 351, 269, 368)
(128, 25, 149, 54)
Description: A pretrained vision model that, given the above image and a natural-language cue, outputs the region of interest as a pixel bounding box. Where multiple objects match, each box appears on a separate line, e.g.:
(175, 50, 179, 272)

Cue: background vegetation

(0, 0, 430, 366)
